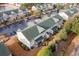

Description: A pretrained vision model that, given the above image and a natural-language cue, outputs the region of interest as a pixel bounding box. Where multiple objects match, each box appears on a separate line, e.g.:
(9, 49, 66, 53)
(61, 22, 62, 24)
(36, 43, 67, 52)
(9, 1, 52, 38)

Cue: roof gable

(37, 25, 45, 33)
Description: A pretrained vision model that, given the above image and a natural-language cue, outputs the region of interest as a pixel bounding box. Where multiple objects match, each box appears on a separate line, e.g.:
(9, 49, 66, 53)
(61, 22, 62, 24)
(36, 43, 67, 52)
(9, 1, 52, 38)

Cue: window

(46, 32, 52, 36)
(52, 26, 58, 33)
(35, 36, 44, 44)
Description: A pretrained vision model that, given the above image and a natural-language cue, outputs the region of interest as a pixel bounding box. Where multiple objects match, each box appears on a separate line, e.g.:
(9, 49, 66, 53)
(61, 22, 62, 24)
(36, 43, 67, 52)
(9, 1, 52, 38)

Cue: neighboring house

(18, 10, 24, 18)
(0, 8, 29, 23)
(0, 9, 18, 21)
(3, 9, 18, 21)
(10, 9, 19, 20)
(3, 12, 10, 21)
(11, 9, 19, 19)
(0, 17, 3, 22)
(32, 6, 38, 11)
(69, 8, 78, 15)
(0, 12, 4, 22)
(0, 12, 3, 17)
(0, 41, 11, 56)
(65, 8, 78, 17)
(9, 12, 16, 21)
(11, 11, 17, 19)
(59, 8, 78, 20)
(21, 9, 28, 16)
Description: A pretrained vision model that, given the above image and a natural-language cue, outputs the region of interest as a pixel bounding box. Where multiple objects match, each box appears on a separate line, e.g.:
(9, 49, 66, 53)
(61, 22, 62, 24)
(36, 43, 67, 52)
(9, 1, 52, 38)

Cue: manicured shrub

(59, 29, 67, 41)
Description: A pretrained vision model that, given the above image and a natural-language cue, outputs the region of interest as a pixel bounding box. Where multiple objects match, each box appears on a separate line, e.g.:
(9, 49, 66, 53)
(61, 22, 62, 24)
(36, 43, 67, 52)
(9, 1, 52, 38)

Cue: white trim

(16, 32, 31, 48)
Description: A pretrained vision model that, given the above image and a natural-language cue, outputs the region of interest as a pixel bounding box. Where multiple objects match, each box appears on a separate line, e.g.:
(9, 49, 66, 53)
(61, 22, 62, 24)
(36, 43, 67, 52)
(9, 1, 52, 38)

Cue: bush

(37, 45, 54, 56)
(59, 29, 67, 41)
(54, 29, 67, 42)
(54, 34, 61, 43)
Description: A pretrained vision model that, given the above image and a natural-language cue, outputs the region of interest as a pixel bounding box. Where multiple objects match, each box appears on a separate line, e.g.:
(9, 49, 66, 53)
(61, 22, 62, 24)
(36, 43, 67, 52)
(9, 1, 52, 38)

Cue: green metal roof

(38, 17, 55, 29)
(0, 42, 11, 56)
(53, 14, 64, 20)
(22, 25, 41, 42)
(65, 10, 72, 16)
(65, 8, 78, 17)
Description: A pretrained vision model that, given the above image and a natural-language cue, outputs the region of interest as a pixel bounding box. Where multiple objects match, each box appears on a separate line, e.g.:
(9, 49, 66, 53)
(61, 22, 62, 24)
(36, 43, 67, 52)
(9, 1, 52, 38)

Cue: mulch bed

(5, 36, 42, 56)
(54, 32, 76, 56)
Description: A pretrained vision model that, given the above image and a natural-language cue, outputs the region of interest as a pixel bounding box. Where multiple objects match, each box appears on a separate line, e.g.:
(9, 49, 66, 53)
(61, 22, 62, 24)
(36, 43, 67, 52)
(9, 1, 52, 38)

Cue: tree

(54, 3, 64, 10)
(64, 4, 70, 9)
(20, 3, 28, 9)
(71, 15, 79, 34)
(32, 10, 42, 17)
(63, 21, 72, 32)
(20, 3, 34, 9)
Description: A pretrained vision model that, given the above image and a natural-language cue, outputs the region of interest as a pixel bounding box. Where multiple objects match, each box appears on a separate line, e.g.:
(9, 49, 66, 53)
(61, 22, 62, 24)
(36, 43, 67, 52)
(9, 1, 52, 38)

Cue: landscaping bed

(5, 36, 42, 56)
(64, 35, 79, 56)
(54, 32, 76, 56)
